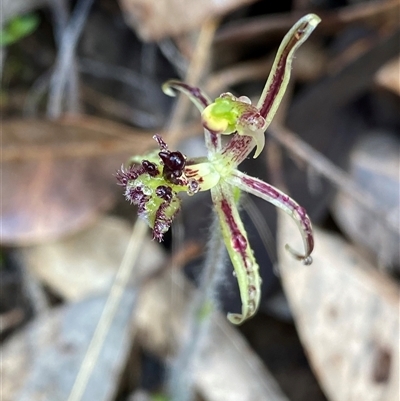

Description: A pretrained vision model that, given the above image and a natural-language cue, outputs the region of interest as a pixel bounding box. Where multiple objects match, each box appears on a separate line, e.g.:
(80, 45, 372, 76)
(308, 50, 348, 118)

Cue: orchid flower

(117, 14, 320, 324)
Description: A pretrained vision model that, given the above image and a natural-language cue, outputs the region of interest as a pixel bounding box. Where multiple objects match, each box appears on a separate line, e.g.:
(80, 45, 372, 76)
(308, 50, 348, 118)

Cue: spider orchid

(117, 14, 319, 324)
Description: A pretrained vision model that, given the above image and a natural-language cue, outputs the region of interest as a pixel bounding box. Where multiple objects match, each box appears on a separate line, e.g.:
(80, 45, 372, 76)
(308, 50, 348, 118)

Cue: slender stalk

(168, 215, 226, 401)
(50, 0, 80, 114)
(47, 0, 94, 118)
(66, 220, 147, 401)
(166, 19, 219, 144)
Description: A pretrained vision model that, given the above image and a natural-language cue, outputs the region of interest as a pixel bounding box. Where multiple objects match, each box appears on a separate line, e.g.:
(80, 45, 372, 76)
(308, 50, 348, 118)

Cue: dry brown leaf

(118, 0, 258, 41)
(21, 216, 165, 300)
(1, 291, 138, 401)
(277, 212, 399, 401)
(1, 117, 154, 245)
(332, 131, 400, 269)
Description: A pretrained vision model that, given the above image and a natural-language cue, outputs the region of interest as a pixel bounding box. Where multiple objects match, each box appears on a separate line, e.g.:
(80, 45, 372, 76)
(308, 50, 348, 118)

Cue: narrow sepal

(256, 14, 321, 126)
(211, 182, 262, 324)
(162, 80, 211, 111)
(162, 79, 220, 151)
(229, 170, 314, 264)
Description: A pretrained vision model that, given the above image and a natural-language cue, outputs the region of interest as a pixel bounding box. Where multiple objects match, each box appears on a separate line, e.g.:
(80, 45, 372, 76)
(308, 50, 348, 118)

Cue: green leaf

(1, 14, 40, 47)
(151, 394, 170, 401)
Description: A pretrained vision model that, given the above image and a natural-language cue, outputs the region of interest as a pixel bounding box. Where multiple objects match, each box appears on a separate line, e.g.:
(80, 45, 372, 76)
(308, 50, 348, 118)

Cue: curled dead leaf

(118, 0, 259, 41)
(1, 117, 155, 245)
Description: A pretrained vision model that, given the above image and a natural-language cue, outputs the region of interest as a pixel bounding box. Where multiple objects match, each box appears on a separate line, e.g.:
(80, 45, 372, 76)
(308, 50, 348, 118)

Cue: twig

(2, 119, 202, 162)
(79, 57, 152, 92)
(241, 194, 277, 267)
(47, 0, 94, 118)
(50, 0, 80, 114)
(166, 18, 219, 144)
(158, 38, 189, 78)
(168, 216, 226, 401)
(162, 18, 225, 401)
(66, 219, 147, 401)
(269, 124, 398, 234)
(81, 84, 162, 128)
(2, 136, 151, 162)
(24, 69, 53, 117)
(215, 0, 399, 47)
(205, 56, 273, 96)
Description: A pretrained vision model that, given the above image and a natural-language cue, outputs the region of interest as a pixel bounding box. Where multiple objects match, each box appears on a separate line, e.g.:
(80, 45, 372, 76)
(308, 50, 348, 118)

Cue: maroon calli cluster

(116, 135, 190, 241)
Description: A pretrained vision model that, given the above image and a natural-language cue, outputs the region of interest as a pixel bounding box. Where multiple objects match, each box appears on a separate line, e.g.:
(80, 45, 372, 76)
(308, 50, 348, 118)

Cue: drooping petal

(162, 79, 220, 152)
(256, 14, 321, 126)
(229, 170, 314, 264)
(211, 182, 261, 324)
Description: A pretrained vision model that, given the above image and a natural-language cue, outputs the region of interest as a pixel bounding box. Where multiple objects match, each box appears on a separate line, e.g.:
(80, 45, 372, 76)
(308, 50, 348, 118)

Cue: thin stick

(49, 0, 80, 114)
(2, 121, 202, 162)
(168, 216, 226, 401)
(66, 219, 147, 401)
(166, 18, 219, 145)
(206, 56, 273, 96)
(162, 21, 220, 335)
(269, 124, 398, 233)
(47, 0, 94, 118)
(164, 19, 222, 401)
(241, 194, 277, 267)
(215, 0, 399, 46)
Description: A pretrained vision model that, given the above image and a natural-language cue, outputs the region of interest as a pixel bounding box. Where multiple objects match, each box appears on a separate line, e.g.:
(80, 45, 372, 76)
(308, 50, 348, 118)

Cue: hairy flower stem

(168, 216, 227, 401)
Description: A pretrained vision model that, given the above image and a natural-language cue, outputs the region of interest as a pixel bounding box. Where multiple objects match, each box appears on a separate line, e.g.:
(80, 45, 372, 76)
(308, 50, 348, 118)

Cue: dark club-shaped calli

(117, 14, 320, 324)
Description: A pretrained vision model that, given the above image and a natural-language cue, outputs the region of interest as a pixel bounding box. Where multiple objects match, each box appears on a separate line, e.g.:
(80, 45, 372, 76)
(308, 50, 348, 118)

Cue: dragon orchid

(117, 14, 320, 324)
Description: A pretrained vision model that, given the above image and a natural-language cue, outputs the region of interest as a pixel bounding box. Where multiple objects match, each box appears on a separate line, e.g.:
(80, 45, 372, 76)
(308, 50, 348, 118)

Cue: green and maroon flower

(117, 14, 320, 324)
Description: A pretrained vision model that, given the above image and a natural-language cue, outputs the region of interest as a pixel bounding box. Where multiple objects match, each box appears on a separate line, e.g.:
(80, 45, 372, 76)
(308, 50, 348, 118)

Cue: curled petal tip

(162, 79, 211, 111)
(285, 244, 313, 265)
(227, 313, 245, 325)
(162, 80, 177, 97)
(303, 13, 321, 27)
(161, 81, 176, 97)
(229, 171, 314, 267)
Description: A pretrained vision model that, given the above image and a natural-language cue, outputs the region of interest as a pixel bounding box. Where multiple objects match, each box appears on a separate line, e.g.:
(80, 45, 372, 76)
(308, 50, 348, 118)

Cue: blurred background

(1, 0, 399, 400)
